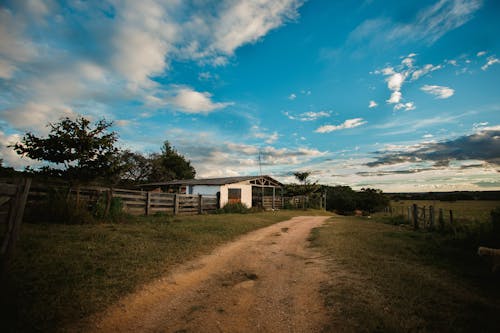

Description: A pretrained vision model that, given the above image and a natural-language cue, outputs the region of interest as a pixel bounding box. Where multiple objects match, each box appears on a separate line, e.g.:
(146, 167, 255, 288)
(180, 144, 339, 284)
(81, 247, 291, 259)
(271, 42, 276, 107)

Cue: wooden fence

(1, 178, 31, 274)
(25, 185, 219, 216)
(385, 204, 454, 231)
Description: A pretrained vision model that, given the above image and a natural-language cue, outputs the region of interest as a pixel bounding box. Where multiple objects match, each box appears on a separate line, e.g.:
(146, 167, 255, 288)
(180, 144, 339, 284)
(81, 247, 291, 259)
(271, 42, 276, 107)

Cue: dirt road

(89, 216, 331, 333)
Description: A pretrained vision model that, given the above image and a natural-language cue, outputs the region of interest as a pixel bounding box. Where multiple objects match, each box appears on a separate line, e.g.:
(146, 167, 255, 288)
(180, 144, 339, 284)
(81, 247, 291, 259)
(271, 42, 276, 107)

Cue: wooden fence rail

(23, 185, 220, 216)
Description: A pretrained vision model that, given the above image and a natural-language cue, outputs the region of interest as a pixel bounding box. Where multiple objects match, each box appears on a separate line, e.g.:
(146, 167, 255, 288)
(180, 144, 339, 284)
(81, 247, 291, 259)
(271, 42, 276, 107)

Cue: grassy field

(383, 200, 500, 223)
(1, 210, 329, 332)
(311, 215, 500, 332)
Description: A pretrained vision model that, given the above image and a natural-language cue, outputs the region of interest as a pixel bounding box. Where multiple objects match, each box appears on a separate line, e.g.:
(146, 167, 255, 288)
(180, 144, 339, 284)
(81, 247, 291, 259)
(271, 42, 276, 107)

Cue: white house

(140, 175, 283, 209)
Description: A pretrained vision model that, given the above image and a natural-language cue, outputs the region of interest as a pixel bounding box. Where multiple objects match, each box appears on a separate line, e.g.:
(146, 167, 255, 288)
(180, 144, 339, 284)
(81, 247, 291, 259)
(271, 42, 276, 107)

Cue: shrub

(25, 187, 96, 224)
(216, 202, 250, 214)
(92, 194, 125, 222)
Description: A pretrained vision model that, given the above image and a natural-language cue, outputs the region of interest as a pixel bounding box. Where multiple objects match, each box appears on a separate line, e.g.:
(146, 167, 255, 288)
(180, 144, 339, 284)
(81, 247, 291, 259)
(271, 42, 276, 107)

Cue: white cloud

(376, 55, 445, 110)
(171, 87, 233, 113)
(349, 0, 482, 46)
(288, 93, 296, 100)
(369, 100, 378, 108)
(284, 110, 331, 121)
(410, 64, 441, 81)
(386, 72, 405, 92)
(0, 102, 75, 133)
(211, 1, 302, 56)
(387, 91, 402, 104)
(0, 0, 303, 134)
(266, 132, 279, 144)
(472, 122, 489, 130)
(315, 118, 367, 133)
(394, 102, 416, 111)
(477, 51, 486, 57)
(421, 85, 455, 99)
(481, 56, 500, 71)
(0, 131, 40, 169)
(0, 8, 37, 79)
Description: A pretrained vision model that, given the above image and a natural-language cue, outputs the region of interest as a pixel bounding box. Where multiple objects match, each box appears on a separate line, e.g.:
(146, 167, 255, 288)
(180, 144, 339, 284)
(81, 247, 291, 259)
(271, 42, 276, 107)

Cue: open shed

(139, 175, 283, 209)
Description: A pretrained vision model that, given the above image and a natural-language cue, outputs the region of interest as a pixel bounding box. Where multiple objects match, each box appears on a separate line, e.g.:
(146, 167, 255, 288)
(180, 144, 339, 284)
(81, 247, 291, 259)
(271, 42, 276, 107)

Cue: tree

(293, 171, 311, 185)
(12, 116, 120, 184)
(118, 150, 152, 184)
(357, 188, 390, 213)
(148, 141, 195, 182)
(325, 185, 358, 213)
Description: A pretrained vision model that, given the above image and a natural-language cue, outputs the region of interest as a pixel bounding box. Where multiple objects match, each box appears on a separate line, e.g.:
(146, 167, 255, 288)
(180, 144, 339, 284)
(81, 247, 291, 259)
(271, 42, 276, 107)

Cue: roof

(140, 175, 283, 187)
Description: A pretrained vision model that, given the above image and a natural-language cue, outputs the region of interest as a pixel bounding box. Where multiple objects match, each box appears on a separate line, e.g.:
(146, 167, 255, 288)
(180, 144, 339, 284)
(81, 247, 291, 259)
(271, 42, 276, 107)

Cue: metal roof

(139, 175, 283, 187)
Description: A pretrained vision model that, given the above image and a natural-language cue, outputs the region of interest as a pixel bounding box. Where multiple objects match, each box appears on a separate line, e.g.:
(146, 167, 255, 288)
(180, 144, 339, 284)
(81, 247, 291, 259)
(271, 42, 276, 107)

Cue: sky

(0, 0, 499, 192)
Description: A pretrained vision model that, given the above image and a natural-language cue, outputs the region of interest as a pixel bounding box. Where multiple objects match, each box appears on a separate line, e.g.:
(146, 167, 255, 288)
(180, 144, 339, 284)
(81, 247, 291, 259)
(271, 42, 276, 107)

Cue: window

(228, 188, 241, 203)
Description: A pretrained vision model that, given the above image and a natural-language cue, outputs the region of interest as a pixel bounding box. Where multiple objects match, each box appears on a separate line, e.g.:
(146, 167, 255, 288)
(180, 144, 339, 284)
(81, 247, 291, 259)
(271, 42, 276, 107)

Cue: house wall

(220, 183, 253, 208)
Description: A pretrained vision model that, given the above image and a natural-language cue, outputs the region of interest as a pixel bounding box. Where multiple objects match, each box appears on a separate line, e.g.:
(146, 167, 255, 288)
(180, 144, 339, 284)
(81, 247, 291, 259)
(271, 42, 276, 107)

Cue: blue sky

(1, 0, 499, 192)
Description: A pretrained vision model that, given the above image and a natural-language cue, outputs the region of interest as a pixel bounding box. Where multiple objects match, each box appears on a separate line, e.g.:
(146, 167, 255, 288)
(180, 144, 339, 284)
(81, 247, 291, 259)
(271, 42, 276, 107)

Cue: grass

(1, 209, 329, 332)
(383, 200, 500, 223)
(311, 215, 500, 332)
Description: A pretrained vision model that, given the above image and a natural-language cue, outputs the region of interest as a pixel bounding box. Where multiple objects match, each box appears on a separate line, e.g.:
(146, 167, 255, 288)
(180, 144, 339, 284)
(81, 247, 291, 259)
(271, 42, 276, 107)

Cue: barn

(139, 175, 283, 209)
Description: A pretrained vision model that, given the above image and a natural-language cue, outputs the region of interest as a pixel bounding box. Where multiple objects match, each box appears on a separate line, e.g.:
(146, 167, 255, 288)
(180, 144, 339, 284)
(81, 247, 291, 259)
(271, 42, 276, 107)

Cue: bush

(24, 187, 96, 224)
(216, 202, 250, 214)
(92, 194, 125, 222)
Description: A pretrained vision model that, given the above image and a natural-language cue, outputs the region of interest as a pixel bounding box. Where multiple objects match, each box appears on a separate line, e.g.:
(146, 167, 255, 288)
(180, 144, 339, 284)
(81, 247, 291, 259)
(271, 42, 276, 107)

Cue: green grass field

(384, 200, 500, 223)
(0, 210, 329, 332)
(311, 215, 500, 332)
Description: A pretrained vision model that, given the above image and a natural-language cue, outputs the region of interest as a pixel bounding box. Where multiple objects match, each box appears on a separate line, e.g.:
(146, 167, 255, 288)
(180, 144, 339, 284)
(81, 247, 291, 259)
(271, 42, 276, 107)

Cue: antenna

(258, 149, 264, 208)
(258, 149, 263, 177)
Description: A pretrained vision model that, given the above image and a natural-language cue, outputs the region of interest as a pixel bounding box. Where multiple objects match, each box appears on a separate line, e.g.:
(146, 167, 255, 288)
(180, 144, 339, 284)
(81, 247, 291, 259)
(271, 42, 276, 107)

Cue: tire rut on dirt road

(87, 216, 331, 333)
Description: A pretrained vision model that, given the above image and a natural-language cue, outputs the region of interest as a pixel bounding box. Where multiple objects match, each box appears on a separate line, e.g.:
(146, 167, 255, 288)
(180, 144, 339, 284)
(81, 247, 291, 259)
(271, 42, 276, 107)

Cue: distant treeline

(387, 191, 500, 201)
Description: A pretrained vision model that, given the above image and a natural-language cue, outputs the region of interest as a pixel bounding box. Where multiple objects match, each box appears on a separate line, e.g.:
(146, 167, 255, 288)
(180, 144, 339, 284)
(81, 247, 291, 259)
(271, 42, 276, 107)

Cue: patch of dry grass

(311, 215, 500, 332)
(381, 200, 500, 223)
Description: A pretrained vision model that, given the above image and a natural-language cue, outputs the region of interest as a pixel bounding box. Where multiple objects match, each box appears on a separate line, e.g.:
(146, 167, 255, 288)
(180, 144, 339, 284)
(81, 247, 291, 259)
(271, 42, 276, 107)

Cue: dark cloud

(367, 130, 500, 167)
(356, 168, 435, 177)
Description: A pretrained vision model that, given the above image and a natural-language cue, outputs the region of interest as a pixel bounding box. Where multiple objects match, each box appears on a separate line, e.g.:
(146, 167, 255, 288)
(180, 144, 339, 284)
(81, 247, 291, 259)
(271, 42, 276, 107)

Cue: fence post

(173, 194, 179, 215)
(216, 192, 221, 209)
(422, 206, 426, 228)
(145, 191, 151, 216)
(1, 178, 31, 276)
(429, 206, 435, 230)
(438, 208, 444, 231)
(412, 204, 419, 230)
(105, 189, 112, 216)
(408, 207, 411, 222)
(449, 210, 455, 234)
(272, 187, 276, 210)
(198, 194, 203, 215)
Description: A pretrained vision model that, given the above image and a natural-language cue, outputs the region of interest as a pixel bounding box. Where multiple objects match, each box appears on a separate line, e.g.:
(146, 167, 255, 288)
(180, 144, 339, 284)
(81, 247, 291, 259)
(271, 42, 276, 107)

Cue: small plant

(216, 202, 250, 214)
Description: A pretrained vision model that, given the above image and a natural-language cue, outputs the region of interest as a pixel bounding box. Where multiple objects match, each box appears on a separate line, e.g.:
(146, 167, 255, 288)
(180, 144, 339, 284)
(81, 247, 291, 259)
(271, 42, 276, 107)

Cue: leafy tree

(325, 185, 358, 213)
(293, 171, 311, 185)
(148, 141, 195, 182)
(118, 150, 152, 184)
(12, 116, 120, 184)
(357, 188, 390, 213)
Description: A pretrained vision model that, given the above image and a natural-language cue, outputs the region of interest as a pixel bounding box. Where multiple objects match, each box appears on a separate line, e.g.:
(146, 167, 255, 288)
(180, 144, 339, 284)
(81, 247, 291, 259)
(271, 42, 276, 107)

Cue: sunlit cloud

(315, 118, 367, 133)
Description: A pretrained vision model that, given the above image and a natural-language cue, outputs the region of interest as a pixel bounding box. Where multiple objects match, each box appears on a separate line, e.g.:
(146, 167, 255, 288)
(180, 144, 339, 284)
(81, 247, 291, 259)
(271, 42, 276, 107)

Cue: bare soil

(84, 216, 331, 333)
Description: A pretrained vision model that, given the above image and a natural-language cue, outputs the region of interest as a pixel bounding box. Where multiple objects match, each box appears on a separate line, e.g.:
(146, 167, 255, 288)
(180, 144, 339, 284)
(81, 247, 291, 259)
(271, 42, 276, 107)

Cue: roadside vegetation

(312, 215, 500, 332)
(0, 209, 330, 332)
